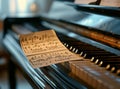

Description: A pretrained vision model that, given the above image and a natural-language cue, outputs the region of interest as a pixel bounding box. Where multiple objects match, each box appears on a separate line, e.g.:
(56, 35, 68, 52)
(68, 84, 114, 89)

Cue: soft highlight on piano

(1, 0, 120, 89)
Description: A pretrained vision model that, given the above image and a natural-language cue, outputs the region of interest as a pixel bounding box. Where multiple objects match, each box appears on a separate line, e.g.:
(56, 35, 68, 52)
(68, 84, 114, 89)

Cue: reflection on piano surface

(2, 0, 120, 89)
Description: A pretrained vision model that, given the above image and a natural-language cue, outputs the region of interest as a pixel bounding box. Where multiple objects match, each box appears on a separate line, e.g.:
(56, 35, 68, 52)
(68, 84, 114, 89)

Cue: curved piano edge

(42, 21, 120, 56)
(3, 34, 51, 89)
(3, 33, 87, 89)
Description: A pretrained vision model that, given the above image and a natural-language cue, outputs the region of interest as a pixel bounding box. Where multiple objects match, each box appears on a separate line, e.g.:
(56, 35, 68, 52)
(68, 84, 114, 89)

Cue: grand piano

(2, 0, 120, 89)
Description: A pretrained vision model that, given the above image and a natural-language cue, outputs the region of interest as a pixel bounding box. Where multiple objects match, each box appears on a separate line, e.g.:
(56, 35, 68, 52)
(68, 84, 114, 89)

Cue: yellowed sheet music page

(20, 30, 80, 68)
(100, 0, 120, 7)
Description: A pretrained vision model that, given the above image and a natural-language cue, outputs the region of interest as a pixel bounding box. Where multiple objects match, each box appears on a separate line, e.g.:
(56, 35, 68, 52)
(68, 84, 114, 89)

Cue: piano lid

(47, 1, 120, 36)
(2, 1, 120, 36)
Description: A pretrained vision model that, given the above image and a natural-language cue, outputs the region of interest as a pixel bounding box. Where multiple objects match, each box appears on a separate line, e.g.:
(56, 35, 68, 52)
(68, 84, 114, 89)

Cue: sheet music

(20, 30, 80, 68)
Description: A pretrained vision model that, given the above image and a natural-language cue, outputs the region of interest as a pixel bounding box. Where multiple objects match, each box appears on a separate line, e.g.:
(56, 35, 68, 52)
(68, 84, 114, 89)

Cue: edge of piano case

(2, 2, 120, 89)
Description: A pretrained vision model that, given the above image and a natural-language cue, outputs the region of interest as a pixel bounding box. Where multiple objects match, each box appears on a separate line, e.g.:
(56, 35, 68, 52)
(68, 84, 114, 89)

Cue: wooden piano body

(2, 1, 120, 89)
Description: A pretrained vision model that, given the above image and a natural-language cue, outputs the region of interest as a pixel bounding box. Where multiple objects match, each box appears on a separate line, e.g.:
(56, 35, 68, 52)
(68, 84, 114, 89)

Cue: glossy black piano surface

(2, 1, 120, 89)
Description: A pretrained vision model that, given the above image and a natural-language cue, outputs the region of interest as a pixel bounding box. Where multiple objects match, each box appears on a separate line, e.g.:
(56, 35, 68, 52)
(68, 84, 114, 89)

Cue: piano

(2, 0, 120, 89)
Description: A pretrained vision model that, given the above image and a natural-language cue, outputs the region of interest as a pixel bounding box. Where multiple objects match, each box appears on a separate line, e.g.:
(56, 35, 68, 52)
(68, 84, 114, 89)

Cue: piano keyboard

(23, 23, 120, 88)
(3, 22, 120, 89)
(61, 37, 120, 89)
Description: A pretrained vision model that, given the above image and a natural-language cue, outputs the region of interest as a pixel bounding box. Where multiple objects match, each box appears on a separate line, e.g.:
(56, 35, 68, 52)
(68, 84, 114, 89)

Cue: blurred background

(0, 0, 53, 19)
(0, 0, 53, 89)
(0, 0, 77, 89)
(1, 0, 119, 89)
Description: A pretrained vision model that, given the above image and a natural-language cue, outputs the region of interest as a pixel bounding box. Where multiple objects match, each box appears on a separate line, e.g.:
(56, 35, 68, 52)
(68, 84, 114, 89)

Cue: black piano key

(84, 53, 115, 59)
(99, 61, 120, 67)
(90, 56, 119, 64)
(69, 46, 73, 51)
(106, 64, 120, 70)
(106, 64, 112, 70)
(85, 52, 114, 56)
(90, 57, 96, 62)
(74, 49, 78, 53)
(95, 59, 101, 64)
(92, 54, 115, 58)
(79, 52, 83, 56)
(88, 55, 117, 62)
(94, 57, 120, 64)
(111, 65, 120, 73)
(72, 48, 76, 52)
(117, 69, 120, 76)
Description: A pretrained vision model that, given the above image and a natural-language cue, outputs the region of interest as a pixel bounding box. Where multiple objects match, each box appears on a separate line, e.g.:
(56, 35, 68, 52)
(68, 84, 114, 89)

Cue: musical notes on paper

(20, 30, 80, 68)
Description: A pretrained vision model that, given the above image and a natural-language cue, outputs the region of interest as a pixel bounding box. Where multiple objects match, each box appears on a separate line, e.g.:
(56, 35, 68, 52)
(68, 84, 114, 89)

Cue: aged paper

(20, 30, 80, 68)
